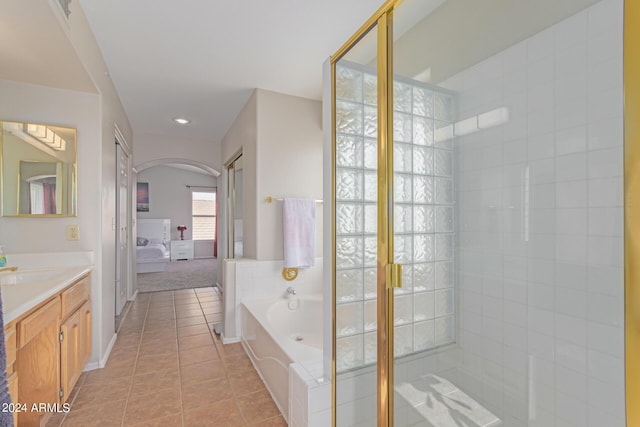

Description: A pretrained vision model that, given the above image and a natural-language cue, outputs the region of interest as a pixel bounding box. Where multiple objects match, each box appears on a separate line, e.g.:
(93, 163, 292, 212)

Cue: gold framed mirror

(1, 120, 77, 217)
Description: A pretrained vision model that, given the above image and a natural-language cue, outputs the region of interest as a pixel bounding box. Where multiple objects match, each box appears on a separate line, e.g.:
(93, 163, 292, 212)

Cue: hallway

(47, 287, 285, 426)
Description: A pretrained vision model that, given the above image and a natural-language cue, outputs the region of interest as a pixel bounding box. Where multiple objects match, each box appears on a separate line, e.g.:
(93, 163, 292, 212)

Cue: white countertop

(1, 266, 93, 323)
(0, 251, 95, 323)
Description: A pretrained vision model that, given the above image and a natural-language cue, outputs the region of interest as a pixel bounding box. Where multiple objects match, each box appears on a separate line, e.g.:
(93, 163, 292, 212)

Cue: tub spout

(286, 286, 296, 296)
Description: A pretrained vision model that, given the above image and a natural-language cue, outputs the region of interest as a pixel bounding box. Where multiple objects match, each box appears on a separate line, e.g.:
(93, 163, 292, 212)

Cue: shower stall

(327, 0, 632, 425)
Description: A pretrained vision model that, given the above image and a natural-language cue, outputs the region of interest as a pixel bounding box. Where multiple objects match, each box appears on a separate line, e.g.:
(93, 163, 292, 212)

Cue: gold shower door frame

(331, 0, 638, 426)
(330, 1, 403, 426)
(624, 1, 639, 426)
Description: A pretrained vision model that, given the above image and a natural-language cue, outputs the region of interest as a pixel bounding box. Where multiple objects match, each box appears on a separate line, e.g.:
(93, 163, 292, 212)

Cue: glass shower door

(333, 22, 380, 427)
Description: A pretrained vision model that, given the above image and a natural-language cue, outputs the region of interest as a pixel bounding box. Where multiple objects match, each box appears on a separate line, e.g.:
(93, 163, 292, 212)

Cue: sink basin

(0, 269, 64, 286)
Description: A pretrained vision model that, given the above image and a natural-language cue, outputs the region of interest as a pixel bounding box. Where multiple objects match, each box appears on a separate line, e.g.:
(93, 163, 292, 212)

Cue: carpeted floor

(136, 258, 218, 293)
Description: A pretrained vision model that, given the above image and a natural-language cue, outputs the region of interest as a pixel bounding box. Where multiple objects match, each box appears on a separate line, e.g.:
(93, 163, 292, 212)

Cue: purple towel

(0, 290, 13, 426)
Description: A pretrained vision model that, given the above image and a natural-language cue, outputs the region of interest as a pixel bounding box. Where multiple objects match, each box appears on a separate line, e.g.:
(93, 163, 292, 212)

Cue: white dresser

(170, 240, 194, 261)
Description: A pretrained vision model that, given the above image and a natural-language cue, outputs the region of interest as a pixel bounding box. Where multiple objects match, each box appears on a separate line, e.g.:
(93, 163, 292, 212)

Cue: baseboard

(84, 333, 118, 371)
(221, 333, 240, 344)
(215, 282, 223, 295)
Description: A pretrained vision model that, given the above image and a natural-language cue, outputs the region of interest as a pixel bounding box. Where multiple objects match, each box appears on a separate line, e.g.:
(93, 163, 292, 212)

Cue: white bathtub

(241, 294, 323, 421)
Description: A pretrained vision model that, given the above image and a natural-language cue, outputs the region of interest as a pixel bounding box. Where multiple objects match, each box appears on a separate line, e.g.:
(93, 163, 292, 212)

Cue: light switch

(67, 225, 79, 241)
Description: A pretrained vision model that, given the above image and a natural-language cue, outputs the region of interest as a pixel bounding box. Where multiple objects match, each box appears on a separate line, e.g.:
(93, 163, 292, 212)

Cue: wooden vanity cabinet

(5, 321, 17, 427)
(9, 273, 92, 427)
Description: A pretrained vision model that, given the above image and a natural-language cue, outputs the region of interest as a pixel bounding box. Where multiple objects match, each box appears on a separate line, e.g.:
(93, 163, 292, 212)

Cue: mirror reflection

(1, 121, 77, 216)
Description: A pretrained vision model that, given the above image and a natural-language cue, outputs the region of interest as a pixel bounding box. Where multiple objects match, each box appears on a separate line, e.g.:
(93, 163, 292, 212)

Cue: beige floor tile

(177, 324, 210, 338)
(183, 399, 244, 427)
(247, 415, 288, 426)
(128, 413, 183, 427)
(176, 308, 204, 319)
(84, 362, 134, 385)
(176, 315, 206, 328)
(228, 370, 267, 397)
(174, 302, 201, 311)
(124, 388, 181, 426)
(180, 360, 226, 385)
(222, 352, 254, 375)
(237, 389, 281, 425)
(181, 376, 234, 411)
(70, 287, 283, 426)
(130, 370, 180, 397)
(138, 339, 178, 356)
(69, 376, 132, 411)
(178, 333, 215, 350)
(135, 353, 179, 375)
(179, 344, 219, 366)
(62, 399, 126, 427)
(218, 342, 245, 358)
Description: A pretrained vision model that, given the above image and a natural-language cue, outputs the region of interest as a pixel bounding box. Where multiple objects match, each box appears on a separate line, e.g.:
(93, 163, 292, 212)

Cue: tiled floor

(47, 287, 286, 427)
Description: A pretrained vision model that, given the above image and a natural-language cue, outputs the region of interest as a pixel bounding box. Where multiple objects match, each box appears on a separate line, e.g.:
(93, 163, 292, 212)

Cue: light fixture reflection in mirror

(1, 120, 77, 217)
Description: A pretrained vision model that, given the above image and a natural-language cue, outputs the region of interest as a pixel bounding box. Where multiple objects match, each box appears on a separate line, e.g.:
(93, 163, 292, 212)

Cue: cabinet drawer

(18, 298, 60, 348)
(61, 275, 90, 319)
(4, 325, 16, 370)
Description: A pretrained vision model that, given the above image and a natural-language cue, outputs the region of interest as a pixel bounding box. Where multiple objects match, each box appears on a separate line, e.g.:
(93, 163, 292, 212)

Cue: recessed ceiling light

(173, 117, 191, 125)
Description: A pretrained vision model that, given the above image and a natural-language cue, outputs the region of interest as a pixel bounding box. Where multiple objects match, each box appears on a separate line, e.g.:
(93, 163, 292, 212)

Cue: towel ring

(282, 268, 298, 281)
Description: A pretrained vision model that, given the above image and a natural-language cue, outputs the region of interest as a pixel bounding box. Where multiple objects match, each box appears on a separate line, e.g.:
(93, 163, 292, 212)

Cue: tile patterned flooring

(47, 287, 286, 427)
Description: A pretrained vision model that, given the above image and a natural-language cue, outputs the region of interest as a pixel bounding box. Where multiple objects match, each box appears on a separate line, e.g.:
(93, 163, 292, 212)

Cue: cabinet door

(81, 300, 92, 367)
(60, 309, 82, 403)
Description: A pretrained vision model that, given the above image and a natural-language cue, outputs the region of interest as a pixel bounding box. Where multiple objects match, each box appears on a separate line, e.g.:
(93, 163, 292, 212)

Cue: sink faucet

(0, 267, 17, 273)
(286, 286, 296, 296)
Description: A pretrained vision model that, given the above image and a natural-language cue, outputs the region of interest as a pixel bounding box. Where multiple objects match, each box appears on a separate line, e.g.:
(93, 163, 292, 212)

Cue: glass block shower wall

(335, 61, 456, 372)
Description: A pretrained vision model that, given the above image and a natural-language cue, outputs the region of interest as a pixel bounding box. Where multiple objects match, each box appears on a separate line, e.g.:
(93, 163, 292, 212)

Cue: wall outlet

(66, 225, 79, 241)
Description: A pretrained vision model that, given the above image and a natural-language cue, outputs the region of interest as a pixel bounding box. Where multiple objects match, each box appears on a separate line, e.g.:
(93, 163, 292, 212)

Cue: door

(332, 6, 457, 426)
(115, 143, 129, 316)
(60, 309, 81, 403)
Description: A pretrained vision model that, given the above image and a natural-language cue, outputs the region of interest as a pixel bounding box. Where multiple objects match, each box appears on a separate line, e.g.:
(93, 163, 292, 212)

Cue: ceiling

(77, 0, 385, 143)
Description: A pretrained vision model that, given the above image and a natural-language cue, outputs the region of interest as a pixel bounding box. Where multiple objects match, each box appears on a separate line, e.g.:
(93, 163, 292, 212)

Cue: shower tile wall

(335, 63, 456, 372)
(444, 0, 625, 425)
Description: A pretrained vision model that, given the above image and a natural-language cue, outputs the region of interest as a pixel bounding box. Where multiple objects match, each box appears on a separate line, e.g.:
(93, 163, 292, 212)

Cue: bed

(137, 219, 171, 273)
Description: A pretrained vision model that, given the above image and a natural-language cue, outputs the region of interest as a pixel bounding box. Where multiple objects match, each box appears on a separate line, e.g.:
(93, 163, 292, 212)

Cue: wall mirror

(1, 120, 77, 216)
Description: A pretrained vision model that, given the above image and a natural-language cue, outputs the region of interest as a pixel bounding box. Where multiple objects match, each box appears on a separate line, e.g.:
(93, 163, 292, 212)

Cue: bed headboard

(137, 219, 171, 242)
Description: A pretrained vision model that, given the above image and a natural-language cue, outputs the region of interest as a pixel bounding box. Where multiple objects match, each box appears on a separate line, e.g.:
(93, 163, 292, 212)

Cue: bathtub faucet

(286, 286, 296, 296)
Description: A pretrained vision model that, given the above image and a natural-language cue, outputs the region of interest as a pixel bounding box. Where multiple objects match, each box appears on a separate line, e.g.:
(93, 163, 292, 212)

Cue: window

(192, 191, 216, 240)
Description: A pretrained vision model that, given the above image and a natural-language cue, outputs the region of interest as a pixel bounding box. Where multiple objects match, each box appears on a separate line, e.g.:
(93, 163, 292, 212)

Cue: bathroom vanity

(1, 262, 92, 427)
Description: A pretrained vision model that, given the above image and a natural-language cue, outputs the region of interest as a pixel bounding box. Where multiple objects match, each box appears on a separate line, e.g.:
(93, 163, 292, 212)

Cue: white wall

(221, 91, 258, 261)
(137, 165, 217, 258)
(219, 90, 323, 341)
(0, 79, 104, 363)
(0, 0, 134, 368)
(134, 132, 222, 174)
(255, 90, 323, 261)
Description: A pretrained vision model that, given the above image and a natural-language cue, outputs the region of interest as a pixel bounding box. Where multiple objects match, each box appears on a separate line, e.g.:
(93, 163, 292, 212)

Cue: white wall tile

(556, 180, 587, 208)
(555, 262, 587, 291)
(588, 321, 623, 357)
(587, 292, 623, 327)
(556, 313, 587, 347)
(556, 390, 588, 426)
(555, 340, 587, 373)
(556, 286, 587, 318)
(588, 349, 624, 387)
(588, 116, 623, 150)
(556, 208, 587, 235)
(588, 28, 623, 65)
(555, 152, 587, 182)
(587, 148, 622, 179)
(555, 10, 587, 50)
(587, 235, 623, 267)
(528, 27, 555, 63)
(556, 125, 587, 155)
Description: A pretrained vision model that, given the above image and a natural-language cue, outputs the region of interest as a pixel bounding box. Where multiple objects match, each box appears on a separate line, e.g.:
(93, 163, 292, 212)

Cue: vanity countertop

(1, 265, 94, 323)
